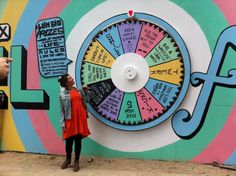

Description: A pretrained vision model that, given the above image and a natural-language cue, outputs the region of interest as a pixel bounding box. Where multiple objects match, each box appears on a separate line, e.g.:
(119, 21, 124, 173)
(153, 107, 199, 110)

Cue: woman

(58, 73, 90, 172)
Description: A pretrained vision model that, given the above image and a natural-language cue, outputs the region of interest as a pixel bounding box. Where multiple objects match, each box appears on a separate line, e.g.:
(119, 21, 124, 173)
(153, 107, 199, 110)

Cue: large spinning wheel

(76, 12, 190, 131)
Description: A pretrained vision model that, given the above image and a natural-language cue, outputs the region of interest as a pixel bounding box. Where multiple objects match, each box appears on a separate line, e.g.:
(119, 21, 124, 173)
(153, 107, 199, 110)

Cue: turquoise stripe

(11, 0, 49, 153)
(60, 0, 105, 38)
(82, 138, 177, 160)
(171, 0, 228, 52)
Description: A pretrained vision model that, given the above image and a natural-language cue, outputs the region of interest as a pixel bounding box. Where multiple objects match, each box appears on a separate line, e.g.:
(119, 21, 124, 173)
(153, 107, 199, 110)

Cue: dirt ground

(0, 152, 236, 176)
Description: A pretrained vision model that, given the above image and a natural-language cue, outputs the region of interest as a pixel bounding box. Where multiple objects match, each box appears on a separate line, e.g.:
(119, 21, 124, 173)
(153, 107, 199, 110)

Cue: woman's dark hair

(58, 74, 69, 88)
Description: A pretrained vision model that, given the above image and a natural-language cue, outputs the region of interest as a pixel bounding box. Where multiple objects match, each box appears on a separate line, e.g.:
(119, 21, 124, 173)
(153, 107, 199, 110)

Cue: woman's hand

(82, 84, 90, 91)
(62, 127, 67, 131)
(0, 57, 13, 79)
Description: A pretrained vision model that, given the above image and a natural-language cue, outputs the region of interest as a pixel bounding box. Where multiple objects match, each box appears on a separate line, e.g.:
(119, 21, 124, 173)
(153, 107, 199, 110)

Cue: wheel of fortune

(75, 12, 190, 131)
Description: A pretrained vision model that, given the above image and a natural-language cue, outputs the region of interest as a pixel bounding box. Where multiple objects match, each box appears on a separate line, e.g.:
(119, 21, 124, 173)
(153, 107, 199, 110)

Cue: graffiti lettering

(172, 26, 236, 139)
(10, 45, 49, 109)
(36, 17, 71, 78)
(0, 45, 49, 109)
(0, 23, 11, 42)
(36, 28, 63, 39)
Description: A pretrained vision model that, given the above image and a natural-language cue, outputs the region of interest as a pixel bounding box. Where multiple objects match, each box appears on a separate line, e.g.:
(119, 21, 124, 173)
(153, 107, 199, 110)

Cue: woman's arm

(59, 95, 65, 128)
(78, 87, 90, 118)
(81, 85, 91, 103)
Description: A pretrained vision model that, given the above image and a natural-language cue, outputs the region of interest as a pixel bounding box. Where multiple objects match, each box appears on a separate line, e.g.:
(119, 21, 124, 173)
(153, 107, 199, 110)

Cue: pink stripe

(27, 0, 70, 154)
(28, 111, 65, 154)
(214, 0, 236, 25)
(192, 101, 236, 163)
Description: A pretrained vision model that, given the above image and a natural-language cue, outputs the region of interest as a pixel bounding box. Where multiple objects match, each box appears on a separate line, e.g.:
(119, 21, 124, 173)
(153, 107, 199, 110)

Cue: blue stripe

(224, 150, 236, 165)
(13, 0, 49, 47)
(12, 110, 47, 152)
(11, 0, 49, 153)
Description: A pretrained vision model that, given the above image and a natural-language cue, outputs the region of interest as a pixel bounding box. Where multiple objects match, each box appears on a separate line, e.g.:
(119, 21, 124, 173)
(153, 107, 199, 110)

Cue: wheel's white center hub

(124, 66, 137, 80)
(111, 53, 149, 92)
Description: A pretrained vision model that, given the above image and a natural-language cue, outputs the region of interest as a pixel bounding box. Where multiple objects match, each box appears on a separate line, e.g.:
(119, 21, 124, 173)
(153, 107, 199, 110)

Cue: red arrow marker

(128, 9, 134, 17)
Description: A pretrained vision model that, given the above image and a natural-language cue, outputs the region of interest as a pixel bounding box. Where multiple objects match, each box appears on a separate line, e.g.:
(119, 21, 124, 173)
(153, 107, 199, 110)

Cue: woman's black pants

(65, 134, 82, 161)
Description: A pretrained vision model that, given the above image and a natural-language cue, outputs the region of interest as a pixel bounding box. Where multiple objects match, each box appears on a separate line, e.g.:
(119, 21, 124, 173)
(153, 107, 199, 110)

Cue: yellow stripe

(0, 0, 29, 151)
(0, 87, 24, 151)
(0, 0, 28, 51)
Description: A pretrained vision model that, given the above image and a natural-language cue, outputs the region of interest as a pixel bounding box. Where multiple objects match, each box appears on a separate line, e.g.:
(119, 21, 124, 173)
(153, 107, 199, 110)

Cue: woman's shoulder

(59, 89, 69, 97)
(74, 87, 82, 92)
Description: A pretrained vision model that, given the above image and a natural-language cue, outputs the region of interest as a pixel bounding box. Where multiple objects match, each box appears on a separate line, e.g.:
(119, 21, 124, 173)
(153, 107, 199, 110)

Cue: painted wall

(1, 0, 236, 165)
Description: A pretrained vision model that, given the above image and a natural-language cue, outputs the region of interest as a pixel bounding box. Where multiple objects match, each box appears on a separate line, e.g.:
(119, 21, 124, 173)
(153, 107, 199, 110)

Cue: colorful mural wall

(1, 0, 236, 165)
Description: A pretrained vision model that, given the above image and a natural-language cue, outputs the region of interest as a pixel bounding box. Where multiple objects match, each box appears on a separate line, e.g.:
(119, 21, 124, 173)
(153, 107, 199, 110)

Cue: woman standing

(58, 74, 90, 172)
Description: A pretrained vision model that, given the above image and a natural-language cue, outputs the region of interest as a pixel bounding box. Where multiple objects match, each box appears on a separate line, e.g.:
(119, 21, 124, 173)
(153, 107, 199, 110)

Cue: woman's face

(66, 75, 74, 88)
